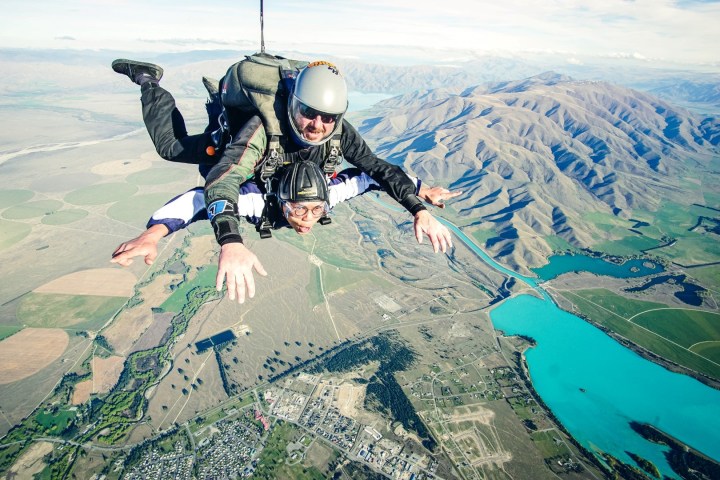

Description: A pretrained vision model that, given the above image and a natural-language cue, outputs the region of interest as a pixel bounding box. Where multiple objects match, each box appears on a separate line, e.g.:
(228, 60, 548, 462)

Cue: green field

(41, 209, 88, 225)
(106, 193, 178, 223)
(542, 235, 576, 252)
(64, 183, 138, 205)
(631, 309, 720, 348)
(160, 266, 218, 313)
(471, 226, 498, 245)
(126, 167, 191, 185)
(16, 293, 128, 330)
(252, 420, 326, 480)
(0, 325, 23, 341)
(530, 430, 570, 458)
(690, 342, 720, 365)
(586, 202, 720, 268)
(563, 289, 720, 379)
(36, 408, 77, 435)
(0, 189, 34, 208)
(0, 219, 31, 249)
(2, 200, 64, 220)
(307, 267, 324, 307)
(564, 289, 667, 318)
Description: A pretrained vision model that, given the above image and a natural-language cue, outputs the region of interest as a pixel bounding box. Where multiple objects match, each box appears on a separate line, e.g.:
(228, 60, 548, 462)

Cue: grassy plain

(106, 193, 179, 223)
(0, 219, 31, 249)
(63, 182, 138, 205)
(2, 200, 63, 220)
(0, 325, 23, 341)
(690, 342, 720, 364)
(0, 328, 69, 384)
(591, 202, 720, 268)
(543, 235, 576, 252)
(16, 293, 127, 330)
(126, 167, 190, 185)
(160, 265, 218, 313)
(0, 189, 34, 208)
(40, 208, 88, 225)
(631, 309, 720, 348)
(252, 420, 327, 480)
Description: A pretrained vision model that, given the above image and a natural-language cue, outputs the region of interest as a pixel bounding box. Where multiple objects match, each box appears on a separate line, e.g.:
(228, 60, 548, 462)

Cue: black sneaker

(111, 59, 164, 85)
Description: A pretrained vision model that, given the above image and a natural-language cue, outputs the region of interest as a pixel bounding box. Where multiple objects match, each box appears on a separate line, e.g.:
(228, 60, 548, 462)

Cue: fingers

(144, 251, 157, 265)
(414, 222, 424, 245)
(111, 246, 135, 267)
(444, 229, 454, 250)
(253, 258, 268, 277)
(429, 232, 440, 253)
(216, 269, 226, 293)
(243, 271, 255, 301)
(110, 253, 134, 267)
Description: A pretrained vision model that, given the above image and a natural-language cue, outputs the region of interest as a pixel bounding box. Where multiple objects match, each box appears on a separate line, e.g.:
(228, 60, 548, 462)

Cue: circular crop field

(30, 172, 101, 193)
(126, 167, 191, 185)
(106, 193, 179, 223)
(17, 293, 128, 330)
(64, 183, 138, 205)
(41, 209, 89, 225)
(0, 328, 69, 384)
(35, 268, 136, 296)
(2, 200, 64, 220)
(0, 219, 32, 249)
(0, 189, 34, 208)
(92, 158, 153, 176)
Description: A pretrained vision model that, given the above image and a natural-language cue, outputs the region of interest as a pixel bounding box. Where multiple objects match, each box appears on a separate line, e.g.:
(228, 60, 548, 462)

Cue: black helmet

(277, 161, 329, 203)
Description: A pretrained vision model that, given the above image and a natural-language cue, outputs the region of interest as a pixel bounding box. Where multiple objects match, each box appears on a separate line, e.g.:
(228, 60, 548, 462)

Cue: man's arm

(329, 169, 462, 210)
(339, 121, 454, 252)
(111, 183, 267, 270)
(204, 116, 269, 303)
(111, 224, 169, 267)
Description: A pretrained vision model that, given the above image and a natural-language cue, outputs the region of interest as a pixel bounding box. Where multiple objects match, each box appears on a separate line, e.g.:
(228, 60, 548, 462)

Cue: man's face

(292, 104, 338, 144)
(283, 201, 328, 234)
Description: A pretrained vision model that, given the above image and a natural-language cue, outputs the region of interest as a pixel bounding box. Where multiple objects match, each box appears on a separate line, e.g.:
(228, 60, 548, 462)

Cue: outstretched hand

(414, 210, 453, 253)
(419, 185, 463, 209)
(111, 224, 169, 267)
(217, 243, 268, 304)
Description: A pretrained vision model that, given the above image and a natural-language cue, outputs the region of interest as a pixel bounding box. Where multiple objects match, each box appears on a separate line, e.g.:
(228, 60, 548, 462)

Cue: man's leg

(140, 83, 217, 165)
(112, 59, 217, 166)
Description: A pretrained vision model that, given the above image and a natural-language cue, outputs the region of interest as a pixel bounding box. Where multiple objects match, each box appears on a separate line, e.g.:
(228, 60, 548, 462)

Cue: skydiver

(112, 59, 456, 296)
(111, 161, 461, 303)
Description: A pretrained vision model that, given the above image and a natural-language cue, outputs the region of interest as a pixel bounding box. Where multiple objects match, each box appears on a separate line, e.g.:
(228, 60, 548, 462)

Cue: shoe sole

(111, 59, 164, 82)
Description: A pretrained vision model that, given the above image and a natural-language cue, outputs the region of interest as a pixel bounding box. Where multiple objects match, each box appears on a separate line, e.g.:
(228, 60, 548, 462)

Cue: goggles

(283, 201, 329, 218)
(298, 103, 339, 124)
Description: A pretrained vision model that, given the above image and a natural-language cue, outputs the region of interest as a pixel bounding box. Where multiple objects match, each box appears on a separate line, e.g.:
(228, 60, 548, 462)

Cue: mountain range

(355, 73, 720, 271)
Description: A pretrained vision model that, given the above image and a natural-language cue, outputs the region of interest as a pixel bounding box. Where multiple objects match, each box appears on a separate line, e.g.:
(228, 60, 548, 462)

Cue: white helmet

(288, 61, 348, 147)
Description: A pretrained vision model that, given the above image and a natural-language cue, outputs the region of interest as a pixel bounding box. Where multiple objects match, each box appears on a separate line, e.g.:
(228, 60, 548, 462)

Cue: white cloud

(0, 0, 718, 66)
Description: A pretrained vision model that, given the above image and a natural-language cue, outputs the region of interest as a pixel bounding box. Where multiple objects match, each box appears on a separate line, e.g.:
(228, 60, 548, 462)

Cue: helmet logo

(298, 188, 316, 196)
(307, 60, 339, 76)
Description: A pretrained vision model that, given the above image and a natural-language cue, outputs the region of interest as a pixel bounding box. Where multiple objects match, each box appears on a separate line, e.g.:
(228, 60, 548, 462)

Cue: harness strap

(322, 135, 342, 176)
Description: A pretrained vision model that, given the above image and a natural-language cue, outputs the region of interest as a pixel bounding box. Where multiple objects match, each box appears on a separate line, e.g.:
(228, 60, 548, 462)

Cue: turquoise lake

(436, 219, 720, 478)
(491, 295, 720, 478)
(531, 254, 664, 281)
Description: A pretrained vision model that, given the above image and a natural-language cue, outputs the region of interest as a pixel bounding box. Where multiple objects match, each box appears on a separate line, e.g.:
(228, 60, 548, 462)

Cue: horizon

(1, 0, 719, 69)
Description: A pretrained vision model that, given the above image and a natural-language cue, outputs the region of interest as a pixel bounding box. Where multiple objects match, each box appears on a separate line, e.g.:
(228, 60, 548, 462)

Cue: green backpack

(218, 52, 342, 183)
(218, 52, 341, 238)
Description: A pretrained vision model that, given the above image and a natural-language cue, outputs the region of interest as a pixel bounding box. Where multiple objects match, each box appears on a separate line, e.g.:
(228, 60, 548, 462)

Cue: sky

(1, 0, 719, 66)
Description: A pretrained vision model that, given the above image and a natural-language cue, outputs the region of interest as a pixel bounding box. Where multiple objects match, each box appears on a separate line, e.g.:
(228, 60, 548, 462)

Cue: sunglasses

(283, 202, 329, 218)
(298, 103, 339, 124)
